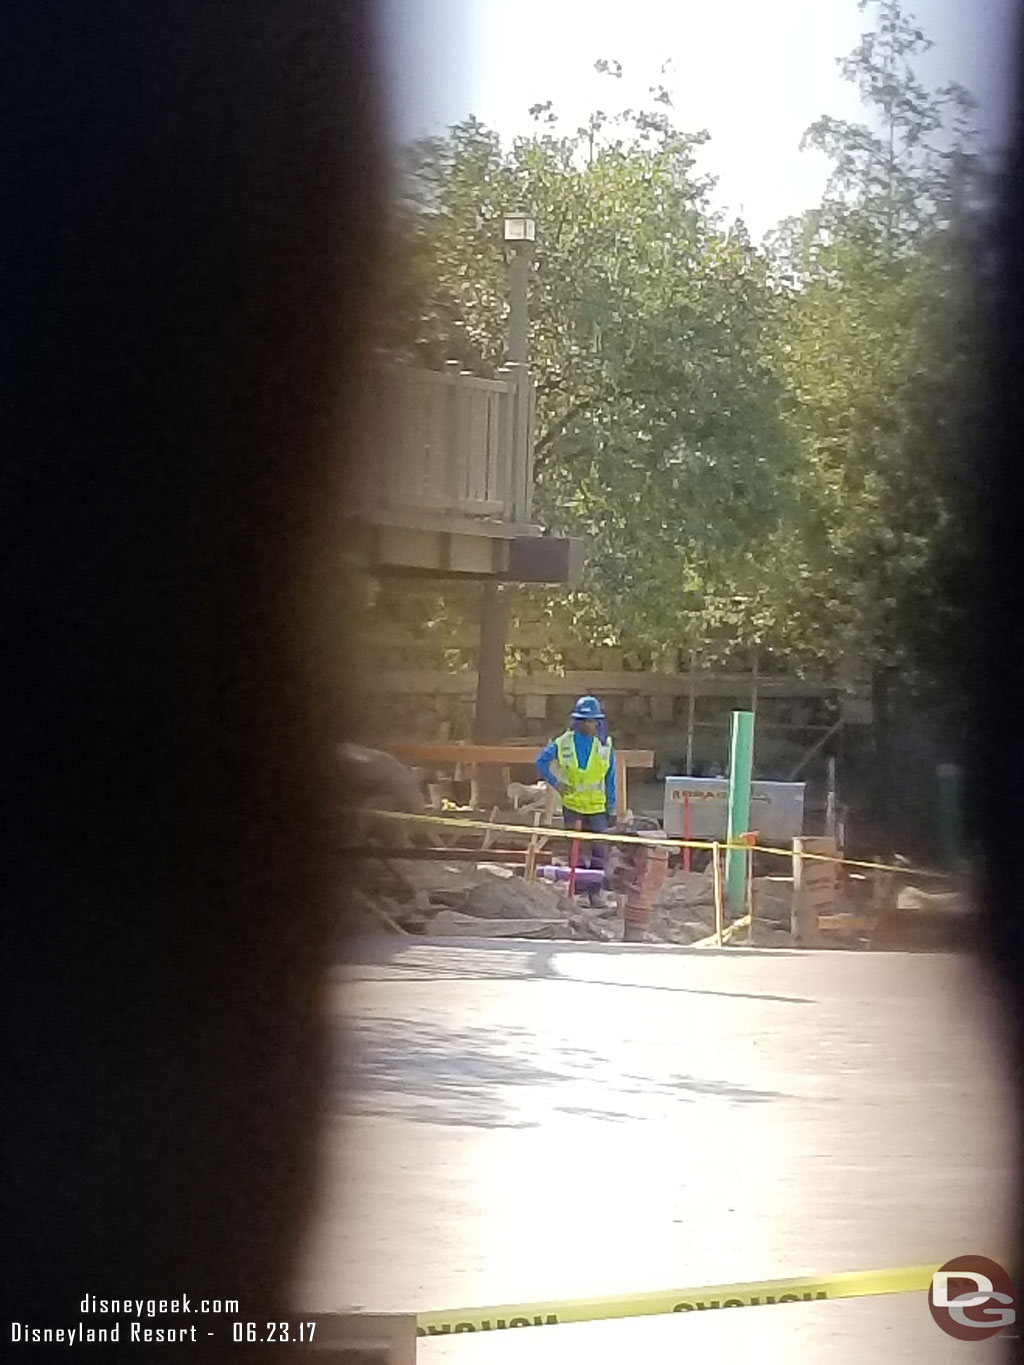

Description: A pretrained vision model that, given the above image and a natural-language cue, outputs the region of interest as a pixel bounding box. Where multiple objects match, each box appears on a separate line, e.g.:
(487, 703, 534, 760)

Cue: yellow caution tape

(415, 1263, 940, 1335)
(362, 808, 955, 880)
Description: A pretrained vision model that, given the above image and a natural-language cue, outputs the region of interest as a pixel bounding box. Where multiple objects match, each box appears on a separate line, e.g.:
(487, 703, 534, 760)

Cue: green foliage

(385, 74, 795, 664)
(381, 3, 983, 694)
(801, 0, 978, 245)
(766, 0, 984, 690)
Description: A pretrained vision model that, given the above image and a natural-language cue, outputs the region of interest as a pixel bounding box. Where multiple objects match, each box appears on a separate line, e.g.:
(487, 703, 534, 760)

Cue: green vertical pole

(725, 710, 755, 916)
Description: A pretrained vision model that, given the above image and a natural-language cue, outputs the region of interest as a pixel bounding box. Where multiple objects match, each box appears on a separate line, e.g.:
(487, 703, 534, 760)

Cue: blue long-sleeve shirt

(536, 731, 616, 812)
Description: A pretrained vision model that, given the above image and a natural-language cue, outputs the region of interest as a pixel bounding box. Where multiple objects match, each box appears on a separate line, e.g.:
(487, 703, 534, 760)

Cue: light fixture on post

(502, 211, 536, 245)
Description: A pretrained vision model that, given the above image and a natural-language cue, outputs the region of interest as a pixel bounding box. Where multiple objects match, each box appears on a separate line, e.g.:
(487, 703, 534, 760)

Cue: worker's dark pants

(565, 810, 610, 879)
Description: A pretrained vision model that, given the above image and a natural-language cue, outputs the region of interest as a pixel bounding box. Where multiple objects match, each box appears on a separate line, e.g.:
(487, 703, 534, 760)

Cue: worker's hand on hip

(554, 782, 568, 796)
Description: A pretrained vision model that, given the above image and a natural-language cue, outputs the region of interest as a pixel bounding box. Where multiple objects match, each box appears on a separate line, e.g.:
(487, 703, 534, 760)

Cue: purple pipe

(537, 865, 604, 887)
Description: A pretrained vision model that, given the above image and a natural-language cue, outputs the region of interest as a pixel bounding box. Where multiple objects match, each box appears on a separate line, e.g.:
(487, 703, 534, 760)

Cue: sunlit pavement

(295, 939, 1015, 1361)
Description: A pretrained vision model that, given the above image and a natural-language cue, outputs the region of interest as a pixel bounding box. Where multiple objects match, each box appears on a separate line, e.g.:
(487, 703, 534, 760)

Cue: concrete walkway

(295, 939, 1015, 1361)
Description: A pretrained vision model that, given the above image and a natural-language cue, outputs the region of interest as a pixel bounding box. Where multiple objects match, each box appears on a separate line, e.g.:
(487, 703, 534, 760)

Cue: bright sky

(380, 0, 1015, 240)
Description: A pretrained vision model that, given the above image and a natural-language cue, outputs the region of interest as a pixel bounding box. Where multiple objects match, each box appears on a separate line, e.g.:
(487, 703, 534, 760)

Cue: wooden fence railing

(354, 360, 536, 525)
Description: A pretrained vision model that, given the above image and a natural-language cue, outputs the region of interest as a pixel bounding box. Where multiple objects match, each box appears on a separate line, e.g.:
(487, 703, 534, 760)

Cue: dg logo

(929, 1256, 1015, 1342)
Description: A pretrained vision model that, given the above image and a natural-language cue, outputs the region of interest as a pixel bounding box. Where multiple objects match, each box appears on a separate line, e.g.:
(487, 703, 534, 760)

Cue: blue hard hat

(571, 695, 604, 720)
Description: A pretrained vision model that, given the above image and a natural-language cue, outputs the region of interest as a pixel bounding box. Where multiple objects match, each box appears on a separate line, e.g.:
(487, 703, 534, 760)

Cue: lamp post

(503, 211, 536, 365)
(472, 214, 537, 788)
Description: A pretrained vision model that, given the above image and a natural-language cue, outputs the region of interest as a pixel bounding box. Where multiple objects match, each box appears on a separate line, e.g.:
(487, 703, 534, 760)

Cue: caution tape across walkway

(414, 1263, 940, 1335)
(362, 808, 955, 880)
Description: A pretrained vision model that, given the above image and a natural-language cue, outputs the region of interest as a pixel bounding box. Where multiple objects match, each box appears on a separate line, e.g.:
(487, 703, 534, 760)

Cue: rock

(475, 863, 516, 879)
(896, 885, 969, 914)
(424, 889, 471, 910)
(573, 894, 619, 920)
(335, 743, 425, 813)
(388, 861, 490, 895)
(348, 891, 414, 934)
(752, 876, 794, 925)
(654, 869, 716, 909)
(651, 870, 716, 937)
(426, 909, 568, 940)
(464, 875, 567, 921)
(334, 744, 428, 848)
(656, 918, 717, 945)
(507, 780, 550, 811)
(347, 892, 386, 935)
(567, 912, 616, 942)
(750, 920, 792, 948)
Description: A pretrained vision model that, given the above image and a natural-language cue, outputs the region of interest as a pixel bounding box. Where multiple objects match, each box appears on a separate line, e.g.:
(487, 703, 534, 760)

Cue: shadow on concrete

(335, 1016, 549, 1128)
(334, 1013, 794, 1130)
(335, 936, 813, 1006)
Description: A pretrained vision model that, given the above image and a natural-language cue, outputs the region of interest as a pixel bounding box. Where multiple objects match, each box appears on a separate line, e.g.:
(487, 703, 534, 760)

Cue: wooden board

(817, 914, 876, 934)
(384, 743, 653, 819)
(792, 837, 839, 947)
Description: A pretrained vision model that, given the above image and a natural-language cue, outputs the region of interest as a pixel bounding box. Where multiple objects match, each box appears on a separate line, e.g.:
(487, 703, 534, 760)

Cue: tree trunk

(872, 665, 892, 836)
(473, 583, 511, 806)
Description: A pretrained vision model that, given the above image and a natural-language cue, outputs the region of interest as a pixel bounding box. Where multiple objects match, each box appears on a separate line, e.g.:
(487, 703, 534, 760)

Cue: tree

(383, 76, 795, 664)
(801, 0, 978, 247)
(764, 0, 984, 695)
(759, 0, 987, 841)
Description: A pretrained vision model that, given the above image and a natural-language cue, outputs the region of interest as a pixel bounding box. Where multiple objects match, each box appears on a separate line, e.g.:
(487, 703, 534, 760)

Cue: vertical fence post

(792, 837, 830, 947)
(825, 756, 837, 839)
(443, 360, 462, 514)
(506, 362, 531, 523)
(713, 842, 724, 946)
(745, 833, 756, 943)
(685, 653, 697, 775)
(683, 793, 692, 873)
(495, 365, 515, 517)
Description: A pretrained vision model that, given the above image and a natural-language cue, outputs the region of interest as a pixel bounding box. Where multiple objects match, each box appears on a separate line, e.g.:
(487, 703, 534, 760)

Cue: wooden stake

(713, 841, 724, 946)
(615, 751, 628, 818)
(825, 756, 837, 838)
(524, 810, 542, 880)
(746, 837, 755, 944)
(481, 805, 500, 850)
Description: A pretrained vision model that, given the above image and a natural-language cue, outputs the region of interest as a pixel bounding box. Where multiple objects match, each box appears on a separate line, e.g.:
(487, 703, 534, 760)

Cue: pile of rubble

(648, 866, 718, 944)
(749, 876, 798, 947)
(646, 867, 797, 946)
(349, 856, 800, 947)
(349, 858, 621, 941)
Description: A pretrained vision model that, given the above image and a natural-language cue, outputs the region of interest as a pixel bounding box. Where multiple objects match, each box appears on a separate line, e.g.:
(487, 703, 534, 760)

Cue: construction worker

(536, 695, 616, 908)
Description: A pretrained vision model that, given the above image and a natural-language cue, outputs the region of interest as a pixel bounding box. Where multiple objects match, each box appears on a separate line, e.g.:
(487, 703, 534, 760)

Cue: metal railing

(354, 360, 536, 526)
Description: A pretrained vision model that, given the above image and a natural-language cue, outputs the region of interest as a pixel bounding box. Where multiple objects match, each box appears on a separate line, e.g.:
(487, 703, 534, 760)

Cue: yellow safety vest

(554, 730, 613, 815)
